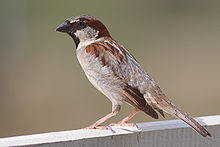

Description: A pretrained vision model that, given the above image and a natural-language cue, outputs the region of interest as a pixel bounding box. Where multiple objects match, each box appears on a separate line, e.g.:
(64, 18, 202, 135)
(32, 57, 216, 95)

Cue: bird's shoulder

(84, 37, 128, 66)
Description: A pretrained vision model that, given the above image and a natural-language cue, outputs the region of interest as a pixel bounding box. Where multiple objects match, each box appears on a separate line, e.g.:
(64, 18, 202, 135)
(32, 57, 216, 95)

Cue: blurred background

(0, 0, 219, 138)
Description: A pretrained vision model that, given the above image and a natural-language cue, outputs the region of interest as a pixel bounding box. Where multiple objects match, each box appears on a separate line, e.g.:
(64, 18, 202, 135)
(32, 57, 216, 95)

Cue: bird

(56, 15, 211, 137)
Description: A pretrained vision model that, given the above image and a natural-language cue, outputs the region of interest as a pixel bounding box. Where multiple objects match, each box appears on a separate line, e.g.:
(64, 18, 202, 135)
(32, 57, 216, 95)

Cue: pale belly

(76, 48, 126, 105)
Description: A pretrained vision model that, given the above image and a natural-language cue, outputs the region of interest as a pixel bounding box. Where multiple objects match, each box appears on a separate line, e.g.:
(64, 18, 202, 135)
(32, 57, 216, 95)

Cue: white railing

(0, 115, 219, 147)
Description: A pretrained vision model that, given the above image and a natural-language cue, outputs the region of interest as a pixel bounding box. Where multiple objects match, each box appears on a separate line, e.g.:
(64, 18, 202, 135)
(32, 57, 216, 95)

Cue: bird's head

(56, 15, 110, 48)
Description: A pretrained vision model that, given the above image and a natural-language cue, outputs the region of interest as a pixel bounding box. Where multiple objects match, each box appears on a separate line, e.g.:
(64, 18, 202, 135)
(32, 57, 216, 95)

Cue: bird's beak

(56, 21, 71, 33)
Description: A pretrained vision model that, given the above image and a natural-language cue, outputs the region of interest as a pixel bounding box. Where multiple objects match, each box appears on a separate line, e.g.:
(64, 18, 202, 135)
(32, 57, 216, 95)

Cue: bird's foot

(84, 124, 108, 130)
(109, 122, 136, 127)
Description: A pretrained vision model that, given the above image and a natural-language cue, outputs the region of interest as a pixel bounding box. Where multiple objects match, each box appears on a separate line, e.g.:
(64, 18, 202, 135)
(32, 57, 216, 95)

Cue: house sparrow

(56, 15, 211, 137)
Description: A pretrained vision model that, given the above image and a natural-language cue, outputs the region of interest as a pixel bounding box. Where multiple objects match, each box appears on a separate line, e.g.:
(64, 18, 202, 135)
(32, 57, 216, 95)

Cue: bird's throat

(69, 33, 80, 48)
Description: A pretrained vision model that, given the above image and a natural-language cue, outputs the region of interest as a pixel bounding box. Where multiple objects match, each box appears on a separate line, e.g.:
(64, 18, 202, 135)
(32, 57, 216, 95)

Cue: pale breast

(76, 46, 126, 104)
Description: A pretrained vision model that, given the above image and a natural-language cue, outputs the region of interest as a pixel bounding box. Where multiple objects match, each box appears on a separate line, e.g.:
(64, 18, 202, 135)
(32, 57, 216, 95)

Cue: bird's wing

(85, 38, 159, 119)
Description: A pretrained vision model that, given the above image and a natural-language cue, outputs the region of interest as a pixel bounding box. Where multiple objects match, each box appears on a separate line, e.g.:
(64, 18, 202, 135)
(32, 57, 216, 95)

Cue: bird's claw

(84, 125, 108, 130)
(109, 122, 136, 127)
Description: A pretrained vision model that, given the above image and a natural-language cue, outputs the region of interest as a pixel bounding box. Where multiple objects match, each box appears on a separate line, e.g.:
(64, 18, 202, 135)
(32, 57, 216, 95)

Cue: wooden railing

(0, 115, 219, 147)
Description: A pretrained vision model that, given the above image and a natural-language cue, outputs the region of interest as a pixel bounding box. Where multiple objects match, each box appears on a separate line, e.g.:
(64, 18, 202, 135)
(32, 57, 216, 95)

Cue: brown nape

(84, 18, 111, 38)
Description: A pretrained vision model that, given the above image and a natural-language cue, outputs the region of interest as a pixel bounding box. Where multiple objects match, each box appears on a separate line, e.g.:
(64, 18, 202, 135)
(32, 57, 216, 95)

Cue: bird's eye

(77, 20, 87, 28)
(78, 20, 83, 25)
(78, 20, 85, 25)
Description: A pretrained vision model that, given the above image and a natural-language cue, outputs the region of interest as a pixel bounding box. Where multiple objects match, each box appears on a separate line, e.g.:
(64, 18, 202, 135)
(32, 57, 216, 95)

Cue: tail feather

(174, 108, 211, 137)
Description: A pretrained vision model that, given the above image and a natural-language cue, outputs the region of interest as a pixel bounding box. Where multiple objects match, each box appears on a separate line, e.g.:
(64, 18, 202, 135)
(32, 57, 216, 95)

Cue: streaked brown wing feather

(85, 40, 126, 66)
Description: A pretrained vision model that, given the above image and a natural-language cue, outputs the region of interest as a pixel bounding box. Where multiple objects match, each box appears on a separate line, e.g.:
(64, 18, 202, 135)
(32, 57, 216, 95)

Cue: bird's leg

(109, 108, 139, 127)
(120, 109, 139, 123)
(85, 105, 120, 129)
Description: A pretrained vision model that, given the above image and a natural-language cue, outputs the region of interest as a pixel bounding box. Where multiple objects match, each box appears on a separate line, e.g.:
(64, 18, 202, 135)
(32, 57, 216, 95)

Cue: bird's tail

(173, 107, 211, 137)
